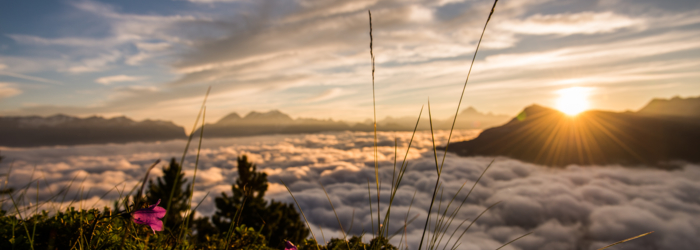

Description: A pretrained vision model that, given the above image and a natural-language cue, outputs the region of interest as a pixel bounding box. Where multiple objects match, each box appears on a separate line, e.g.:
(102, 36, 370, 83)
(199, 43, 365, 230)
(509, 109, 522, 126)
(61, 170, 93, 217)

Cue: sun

(556, 87, 591, 116)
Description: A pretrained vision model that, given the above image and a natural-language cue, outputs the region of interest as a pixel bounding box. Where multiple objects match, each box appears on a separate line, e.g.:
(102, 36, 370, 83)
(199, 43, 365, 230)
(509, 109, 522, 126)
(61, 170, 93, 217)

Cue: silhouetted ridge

(198, 108, 510, 138)
(0, 114, 186, 147)
(216, 113, 242, 124)
(242, 110, 293, 123)
(444, 104, 700, 167)
(378, 106, 510, 130)
(460, 106, 479, 115)
(200, 110, 352, 137)
(637, 95, 700, 117)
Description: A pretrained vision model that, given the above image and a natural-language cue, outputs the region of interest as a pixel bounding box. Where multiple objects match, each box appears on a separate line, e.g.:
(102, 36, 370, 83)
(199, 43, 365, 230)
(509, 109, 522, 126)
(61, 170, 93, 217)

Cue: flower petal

(134, 203, 166, 219)
(133, 213, 160, 226)
(149, 199, 161, 208)
(151, 206, 167, 219)
(132, 199, 167, 233)
(149, 219, 164, 232)
(284, 240, 297, 250)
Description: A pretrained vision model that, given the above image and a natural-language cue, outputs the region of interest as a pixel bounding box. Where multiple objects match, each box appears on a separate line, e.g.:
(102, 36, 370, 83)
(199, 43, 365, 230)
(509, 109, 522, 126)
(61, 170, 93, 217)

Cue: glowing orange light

(556, 87, 592, 116)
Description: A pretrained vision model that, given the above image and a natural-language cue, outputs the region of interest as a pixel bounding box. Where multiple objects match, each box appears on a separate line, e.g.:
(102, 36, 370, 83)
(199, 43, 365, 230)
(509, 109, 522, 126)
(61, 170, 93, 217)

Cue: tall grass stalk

(223, 193, 247, 250)
(348, 208, 356, 233)
(58, 174, 81, 212)
(597, 231, 654, 250)
(0, 160, 13, 211)
(137, 159, 162, 202)
(439, 0, 498, 170)
(433, 180, 471, 248)
(449, 201, 500, 250)
(378, 106, 423, 241)
(280, 180, 321, 250)
(367, 179, 375, 236)
(418, 100, 442, 250)
(396, 190, 416, 250)
(30, 182, 38, 249)
(89, 180, 127, 209)
(495, 232, 533, 250)
(181, 106, 207, 246)
(367, 10, 382, 240)
(164, 86, 210, 228)
(319, 225, 327, 245)
(440, 161, 495, 249)
(320, 183, 350, 249)
(364, 1, 532, 249)
(9, 194, 33, 250)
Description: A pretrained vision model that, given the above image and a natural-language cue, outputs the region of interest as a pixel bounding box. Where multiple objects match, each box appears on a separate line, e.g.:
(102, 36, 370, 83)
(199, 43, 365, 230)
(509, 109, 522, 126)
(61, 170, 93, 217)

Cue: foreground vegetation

(0, 154, 402, 249)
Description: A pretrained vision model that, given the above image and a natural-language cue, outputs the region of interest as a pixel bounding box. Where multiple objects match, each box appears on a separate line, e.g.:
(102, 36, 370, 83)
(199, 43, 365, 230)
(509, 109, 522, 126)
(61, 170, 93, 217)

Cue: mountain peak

(446, 102, 700, 167)
(637, 95, 700, 117)
(521, 104, 556, 115)
(460, 106, 479, 115)
(243, 110, 293, 122)
(216, 112, 242, 124)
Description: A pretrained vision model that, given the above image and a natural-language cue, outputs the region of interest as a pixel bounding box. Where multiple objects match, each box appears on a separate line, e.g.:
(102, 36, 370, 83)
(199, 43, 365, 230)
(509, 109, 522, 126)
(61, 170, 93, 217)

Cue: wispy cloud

(498, 11, 644, 35)
(0, 83, 22, 99)
(95, 75, 143, 85)
(0, 71, 62, 85)
(67, 51, 123, 74)
(8, 34, 119, 47)
(303, 88, 343, 103)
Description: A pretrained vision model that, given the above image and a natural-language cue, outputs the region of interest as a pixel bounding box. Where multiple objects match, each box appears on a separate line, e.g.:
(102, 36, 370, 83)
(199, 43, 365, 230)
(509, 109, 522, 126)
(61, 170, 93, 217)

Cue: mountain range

(0, 115, 186, 147)
(444, 96, 700, 167)
(0, 107, 507, 147)
(196, 106, 510, 138)
(3, 95, 699, 167)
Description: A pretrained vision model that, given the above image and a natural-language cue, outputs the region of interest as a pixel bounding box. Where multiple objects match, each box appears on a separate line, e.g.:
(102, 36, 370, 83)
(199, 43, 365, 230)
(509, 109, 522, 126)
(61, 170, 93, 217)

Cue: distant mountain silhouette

(637, 96, 700, 117)
(0, 107, 510, 147)
(199, 110, 352, 137)
(196, 108, 508, 137)
(0, 114, 186, 147)
(444, 100, 700, 167)
(376, 106, 510, 130)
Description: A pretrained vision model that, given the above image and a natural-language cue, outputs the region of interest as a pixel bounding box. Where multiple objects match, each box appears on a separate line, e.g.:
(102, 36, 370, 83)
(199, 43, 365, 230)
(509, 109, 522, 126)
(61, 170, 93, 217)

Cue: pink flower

(132, 199, 166, 233)
(284, 240, 298, 250)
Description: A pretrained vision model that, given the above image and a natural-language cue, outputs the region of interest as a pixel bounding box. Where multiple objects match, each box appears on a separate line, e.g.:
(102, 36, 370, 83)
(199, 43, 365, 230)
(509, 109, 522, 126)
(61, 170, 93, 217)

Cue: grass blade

(449, 201, 501, 250)
(439, 0, 499, 170)
(596, 231, 654, 250)
(418, 100, 441, 250)
(368, 10, 382, 239)
(440, 160, 495, 250)
(10, 194, 34, 250)
(380, 106, 423, 240)
(368, 179, 375, 237)
(181, 106, 207, 243)
(165, 86, 211, 227)
(495, 232, 532, 250)
(320, 183, 350, 249)
(280, 180, 320, 250)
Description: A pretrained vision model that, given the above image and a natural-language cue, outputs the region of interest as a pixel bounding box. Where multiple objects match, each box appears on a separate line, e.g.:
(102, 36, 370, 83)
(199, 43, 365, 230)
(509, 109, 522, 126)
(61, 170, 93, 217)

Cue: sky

(3, 130, 700, 249)
(1, 0, 700, 130)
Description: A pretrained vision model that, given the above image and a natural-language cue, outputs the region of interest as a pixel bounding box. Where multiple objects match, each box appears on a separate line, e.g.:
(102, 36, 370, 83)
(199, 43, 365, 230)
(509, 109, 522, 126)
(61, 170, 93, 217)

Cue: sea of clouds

(2, 130, 699, 250)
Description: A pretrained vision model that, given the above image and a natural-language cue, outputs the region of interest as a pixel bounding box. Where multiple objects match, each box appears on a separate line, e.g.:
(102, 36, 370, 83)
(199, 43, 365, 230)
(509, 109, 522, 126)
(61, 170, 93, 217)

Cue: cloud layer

(2, 130, 699, 249)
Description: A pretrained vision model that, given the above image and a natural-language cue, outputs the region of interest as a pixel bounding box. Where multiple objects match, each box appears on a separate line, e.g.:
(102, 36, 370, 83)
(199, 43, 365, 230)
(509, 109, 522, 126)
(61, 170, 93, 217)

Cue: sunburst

(556, 87, 592, 116)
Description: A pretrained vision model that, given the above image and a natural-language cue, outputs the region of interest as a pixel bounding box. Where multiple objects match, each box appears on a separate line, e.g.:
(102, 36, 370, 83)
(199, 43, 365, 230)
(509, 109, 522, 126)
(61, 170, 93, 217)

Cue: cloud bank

(2, 130, 699, 249)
